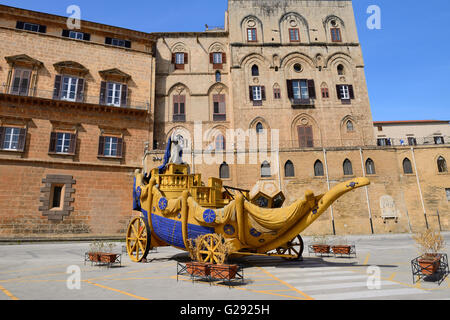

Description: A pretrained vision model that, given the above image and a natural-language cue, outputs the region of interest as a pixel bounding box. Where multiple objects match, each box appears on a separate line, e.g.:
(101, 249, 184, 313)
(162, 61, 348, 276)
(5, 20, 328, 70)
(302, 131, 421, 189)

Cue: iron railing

(0, 85, 150, 111)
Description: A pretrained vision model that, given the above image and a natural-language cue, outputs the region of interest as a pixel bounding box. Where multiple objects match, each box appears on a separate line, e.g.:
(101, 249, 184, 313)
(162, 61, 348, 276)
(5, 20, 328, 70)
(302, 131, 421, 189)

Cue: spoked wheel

(196, 234, 226, 264)
(276, 235, 304, 261)
(126, 216, 151, 262)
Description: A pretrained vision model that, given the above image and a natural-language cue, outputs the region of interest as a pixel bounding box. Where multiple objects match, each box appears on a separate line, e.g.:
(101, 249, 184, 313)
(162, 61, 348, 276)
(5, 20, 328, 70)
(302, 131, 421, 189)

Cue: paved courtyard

(0, 233, 449, 301)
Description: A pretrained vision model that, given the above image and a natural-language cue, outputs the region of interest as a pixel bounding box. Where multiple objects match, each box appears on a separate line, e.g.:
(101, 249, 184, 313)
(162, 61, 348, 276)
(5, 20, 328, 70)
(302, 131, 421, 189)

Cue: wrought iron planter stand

(411, 253, 449, 285)
(331, 245, 357, 258)
(177, 262, 245, 288)
(84, 252, 122, 268)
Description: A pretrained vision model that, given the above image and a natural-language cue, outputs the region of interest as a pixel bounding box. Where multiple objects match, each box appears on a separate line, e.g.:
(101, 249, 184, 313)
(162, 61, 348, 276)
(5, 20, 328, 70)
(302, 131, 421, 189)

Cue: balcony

(290, 98, 315, 109)
(0, 85, 150, 111)
(213, 114, 226, 122)
(172, 114, 186, 122)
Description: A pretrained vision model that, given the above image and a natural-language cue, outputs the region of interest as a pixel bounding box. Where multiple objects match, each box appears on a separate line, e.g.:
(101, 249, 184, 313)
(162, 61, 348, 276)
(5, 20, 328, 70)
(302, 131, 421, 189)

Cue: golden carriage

(126, 163, 369, 263)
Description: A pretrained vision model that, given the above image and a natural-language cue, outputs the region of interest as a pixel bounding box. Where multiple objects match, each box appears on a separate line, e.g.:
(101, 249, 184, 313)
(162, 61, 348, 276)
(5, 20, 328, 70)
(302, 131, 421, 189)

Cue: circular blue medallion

(203, 209, 216, 223)
(250, 228, 261, 238)
(158, 197, 168, 211)
(224, 224, 235, 235)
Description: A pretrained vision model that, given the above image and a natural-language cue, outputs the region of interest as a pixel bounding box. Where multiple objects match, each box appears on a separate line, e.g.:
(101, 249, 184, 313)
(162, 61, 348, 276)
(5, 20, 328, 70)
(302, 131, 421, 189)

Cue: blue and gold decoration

(158, 197, 168, 211)
(203, 209, 216, 224)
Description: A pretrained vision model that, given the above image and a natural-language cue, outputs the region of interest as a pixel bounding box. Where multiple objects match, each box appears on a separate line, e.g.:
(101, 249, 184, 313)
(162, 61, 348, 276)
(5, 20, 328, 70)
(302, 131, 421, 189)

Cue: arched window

(251, 64, 259, 77)
(403, 158, 413, 174)
(284, 160, 295, 177)
(437, 156, 448, 173)
(215, 134, 225, 151)
(215, 71, 221, 83)
(337, 64, 345, 75)
(261, 161, 271, 178)
(220, 162, 230, 179)
(314, 160, 324, 177)
(366, 158, 376, 175)
(346, 120, 354, 132)
(343, 159, 353, 176)
(256, 122, 264, 134)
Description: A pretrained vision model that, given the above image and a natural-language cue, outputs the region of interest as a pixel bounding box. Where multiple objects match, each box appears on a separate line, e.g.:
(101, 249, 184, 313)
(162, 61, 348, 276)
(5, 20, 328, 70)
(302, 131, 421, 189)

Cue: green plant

(413, 229, 445, 258)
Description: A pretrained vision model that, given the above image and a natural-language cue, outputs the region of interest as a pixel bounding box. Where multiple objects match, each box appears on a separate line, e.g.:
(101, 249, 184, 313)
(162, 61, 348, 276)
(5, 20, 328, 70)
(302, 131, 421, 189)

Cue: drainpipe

(411, 147, 428, 229)
(359, 148, 374, 234)
(323, 148, 336, 235)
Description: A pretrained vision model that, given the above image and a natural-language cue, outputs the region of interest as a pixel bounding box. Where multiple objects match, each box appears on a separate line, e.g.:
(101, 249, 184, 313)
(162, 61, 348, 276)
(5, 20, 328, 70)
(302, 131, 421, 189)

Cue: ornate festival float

(126, 137, 370, 264)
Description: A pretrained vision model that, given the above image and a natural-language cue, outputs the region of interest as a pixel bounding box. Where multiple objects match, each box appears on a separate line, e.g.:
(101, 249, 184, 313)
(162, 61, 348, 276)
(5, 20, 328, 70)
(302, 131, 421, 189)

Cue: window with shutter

(213, 94, 226, 121)
(10, 69, 31, 96)
(298, 125, 314, 148)
(2, 127, 21, 151)
(289, 28, 300, 42)
(331, 28, 342, 42)
(173, 95, 186, 122)
(321, 87, 329, 98)
(100, 136, 123, 158)
(106, 82, 123, 107)
(247, 28, 257, 42)
(212, 52, 223, 69)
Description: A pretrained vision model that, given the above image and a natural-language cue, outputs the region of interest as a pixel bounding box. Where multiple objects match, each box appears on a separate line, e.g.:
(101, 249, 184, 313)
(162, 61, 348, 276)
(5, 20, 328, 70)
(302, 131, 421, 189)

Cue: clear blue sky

(1, 0, 449, 121)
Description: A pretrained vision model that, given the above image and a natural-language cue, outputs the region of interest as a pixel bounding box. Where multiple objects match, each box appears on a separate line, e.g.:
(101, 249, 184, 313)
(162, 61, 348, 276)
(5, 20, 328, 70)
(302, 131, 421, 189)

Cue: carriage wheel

(126, 216, 151, 262)
(196, 234, 226, 265)
(276, 235, 304, 260)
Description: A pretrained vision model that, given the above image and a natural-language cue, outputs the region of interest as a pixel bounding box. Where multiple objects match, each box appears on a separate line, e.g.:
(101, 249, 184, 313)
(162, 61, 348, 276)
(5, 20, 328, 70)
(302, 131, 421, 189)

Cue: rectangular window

(55, 133, 72, 154)
(321, 88, 329, 98)
(69, 31, 84, 40)
(24, 22, 39, 32)
(446, 188, 450, 201)
(213, 94, 226, 121)
(175, 53, 185, 65)
(377, 138, 392, 146)
(292, 80, 309, 100)
(331, 28, 342, 42)
(213, 53, 223, 64)
(252, 86, 262, 101)
(62, 30, 90, 41)
(2, 127, 20, 150)
(289, 28, 300, 42)
(247, 28, 257, 42)
(107, 82, 122, 107)
(10, 68, 31, 96)
(274, 88, 281, 99)
(408, 137, 417, 146)
(434, 136, 445, 145)
(16, 21, 46, 33)
(61, 76, 79, 102)
(173, 95, 186, 122)
(340, 85, 350, 100)
(106, 37, 131, 48)
(51, 185, 64, 209)
(104, 136, 119, 157)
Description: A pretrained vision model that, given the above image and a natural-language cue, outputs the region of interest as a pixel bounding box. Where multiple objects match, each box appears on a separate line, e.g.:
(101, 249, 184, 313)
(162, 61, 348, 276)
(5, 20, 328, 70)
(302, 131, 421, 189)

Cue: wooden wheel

(196, 234, 226, 264)
(276, 235, 304, 260)
(126, 216, 151, 262)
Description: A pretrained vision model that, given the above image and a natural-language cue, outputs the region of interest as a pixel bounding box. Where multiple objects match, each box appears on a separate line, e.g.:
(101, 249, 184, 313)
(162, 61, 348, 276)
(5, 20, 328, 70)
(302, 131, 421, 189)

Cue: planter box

(186, 262, 211, 277)
(100, 253, 118, 264)
(210, 264, 239, 280)
(332, 245, 352, 255)
(88, 252, 101, 262)
(418, 254, 442, 275)
(312, 245, 330, 254)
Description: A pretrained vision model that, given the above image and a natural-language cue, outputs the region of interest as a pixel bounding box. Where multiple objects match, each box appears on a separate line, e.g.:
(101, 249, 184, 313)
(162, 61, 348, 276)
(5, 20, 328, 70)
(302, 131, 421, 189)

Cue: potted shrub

(413, 229, 446, 275)
(186, 237, 211, 277)
(100, 243, 119, 264)
(88, 241, 104, 262)
(331, 236, 352, 255)
(209, 235, 239, 280)
(311, 235, 331, 254)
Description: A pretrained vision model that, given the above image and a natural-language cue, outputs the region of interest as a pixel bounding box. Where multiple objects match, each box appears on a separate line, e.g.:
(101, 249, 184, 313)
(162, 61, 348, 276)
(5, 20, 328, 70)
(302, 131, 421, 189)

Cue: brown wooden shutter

(116, 138, 123, 158)
(171, 53, 176, 64)
(17, 128, 27, 152)
(179, 95, 186, 114)
(249, 86, 254, 101)
(307, 80, 316, 99)
(53, 75, 62, 100)
(99, 81, 107, 105)
(83, 33, 91, 41)
(305, 126, 314, 147)
(76, 78, 85, 102)
(68, 133, 77, 155)
(349, 85, 355, 99)
(261, 86, 266, 100)
(173, 95, 179, 114)
(184, 53, 188, 64)
(16, 21, 25, 30)
(336, 85, 342, 99)
(49, 132, 57, 153)
(222, 53, 226, 64)
(105, 37, 112, 45)
(210, 53, 214, 64)
(38, 25, 46, 33)
(298, 126, 313, 148)
(0, 127, 4, 149)
(98, 136, 105, 156)
(121, 84, 128, 106)
(287, 80, 293, 99)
